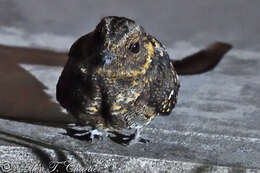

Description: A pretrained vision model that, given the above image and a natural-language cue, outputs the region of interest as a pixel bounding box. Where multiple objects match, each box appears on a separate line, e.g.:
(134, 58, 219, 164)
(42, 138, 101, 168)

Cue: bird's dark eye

(129, 41, 140, 54)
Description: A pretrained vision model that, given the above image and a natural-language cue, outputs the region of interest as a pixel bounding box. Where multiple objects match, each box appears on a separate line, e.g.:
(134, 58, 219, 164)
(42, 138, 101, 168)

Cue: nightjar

(56, 16, 232, 144)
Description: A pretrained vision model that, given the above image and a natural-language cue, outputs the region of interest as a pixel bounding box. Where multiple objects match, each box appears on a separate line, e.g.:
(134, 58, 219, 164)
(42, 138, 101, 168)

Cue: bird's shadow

(0, 45, 90, 171)
(0, 45, 74, 125)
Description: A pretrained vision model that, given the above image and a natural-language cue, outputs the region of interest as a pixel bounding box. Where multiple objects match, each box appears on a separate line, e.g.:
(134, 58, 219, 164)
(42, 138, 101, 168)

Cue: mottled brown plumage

(56, 16, 232, 144)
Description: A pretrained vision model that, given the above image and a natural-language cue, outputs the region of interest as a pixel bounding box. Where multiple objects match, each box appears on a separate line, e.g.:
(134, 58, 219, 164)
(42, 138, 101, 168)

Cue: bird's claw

(108, 131, 150, 145)
(63, 128, 104, 141)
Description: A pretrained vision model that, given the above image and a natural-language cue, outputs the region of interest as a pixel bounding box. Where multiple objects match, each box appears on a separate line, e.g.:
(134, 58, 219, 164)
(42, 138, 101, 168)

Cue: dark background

(0, 0, 259, 50)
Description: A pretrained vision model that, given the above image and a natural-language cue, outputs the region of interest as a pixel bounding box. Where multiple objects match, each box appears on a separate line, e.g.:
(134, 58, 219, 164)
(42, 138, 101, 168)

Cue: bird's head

(68, 16, 167, 80)
(94, 16, 160, 79)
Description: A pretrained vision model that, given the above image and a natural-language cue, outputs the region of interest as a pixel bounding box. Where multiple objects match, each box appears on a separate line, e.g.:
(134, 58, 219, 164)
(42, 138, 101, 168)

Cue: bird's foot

(108, 129, 150, 145)
(63, 126, 105, 142)
(63, 124, 150, 145)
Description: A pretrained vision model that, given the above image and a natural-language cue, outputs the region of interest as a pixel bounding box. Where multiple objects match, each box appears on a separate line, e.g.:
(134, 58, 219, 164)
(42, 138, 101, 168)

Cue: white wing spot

(168, 90, 174, 100)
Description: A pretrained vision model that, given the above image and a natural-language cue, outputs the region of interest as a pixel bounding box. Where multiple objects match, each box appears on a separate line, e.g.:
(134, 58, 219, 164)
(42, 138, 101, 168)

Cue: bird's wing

(172, 42, 232, 75)
(148, 59, 180, 116)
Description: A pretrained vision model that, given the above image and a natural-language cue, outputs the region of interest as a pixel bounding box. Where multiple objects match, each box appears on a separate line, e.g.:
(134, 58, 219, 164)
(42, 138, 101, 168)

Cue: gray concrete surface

(0, 49, 260, 172)
(0, 1, 260, 172)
